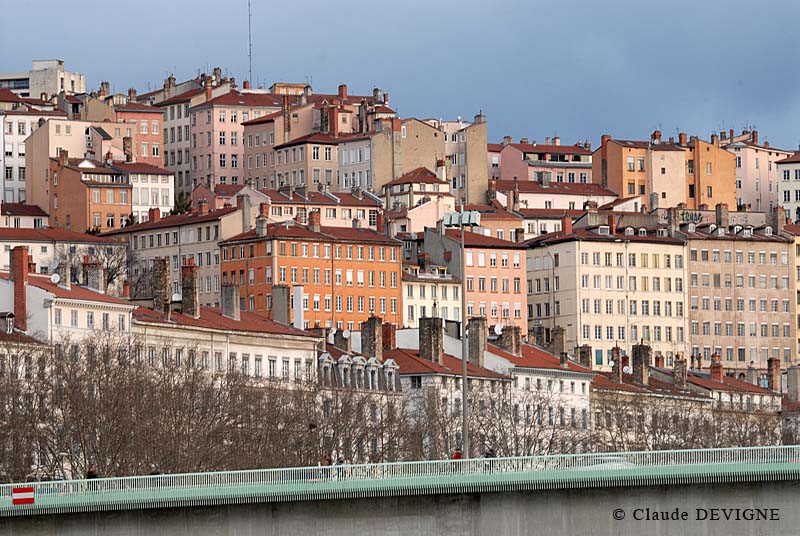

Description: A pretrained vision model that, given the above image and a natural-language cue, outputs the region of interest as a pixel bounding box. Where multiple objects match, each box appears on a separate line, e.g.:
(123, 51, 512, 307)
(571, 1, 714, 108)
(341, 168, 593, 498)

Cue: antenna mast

(247, 0, 253, 84)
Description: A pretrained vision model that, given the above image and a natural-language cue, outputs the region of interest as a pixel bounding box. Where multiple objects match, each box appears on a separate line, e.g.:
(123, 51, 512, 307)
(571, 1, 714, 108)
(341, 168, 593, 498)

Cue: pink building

(496, 136, 593, 184)
(424, 227, 528, 331)
(189, 84, 282, 190)
(114, 102, 163, 167)
(259, 185, 382, 229)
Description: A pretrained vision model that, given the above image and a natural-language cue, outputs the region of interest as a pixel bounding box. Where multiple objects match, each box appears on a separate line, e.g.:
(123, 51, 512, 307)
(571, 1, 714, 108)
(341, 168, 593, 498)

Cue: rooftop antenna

(248, 0, 253, 84)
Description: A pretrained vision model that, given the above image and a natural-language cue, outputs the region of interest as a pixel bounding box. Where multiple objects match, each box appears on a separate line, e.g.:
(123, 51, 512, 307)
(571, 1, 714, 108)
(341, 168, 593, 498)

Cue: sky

(2, 0, 800, 150)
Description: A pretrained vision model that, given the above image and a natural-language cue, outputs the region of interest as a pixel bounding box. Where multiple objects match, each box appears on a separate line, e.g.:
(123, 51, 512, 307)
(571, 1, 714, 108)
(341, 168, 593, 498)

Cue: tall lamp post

(443, 208, 481, 457)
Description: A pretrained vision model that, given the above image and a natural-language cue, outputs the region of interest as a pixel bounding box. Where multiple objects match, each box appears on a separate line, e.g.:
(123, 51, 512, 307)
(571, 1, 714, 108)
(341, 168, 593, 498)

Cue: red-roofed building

(112, 161, 175, 223)
(382, 167, 455, 235)
(219, 212, 402, 331)
(0, 202, 48, 228)
(113, 102, 163, 167)
(496, 135, 593, 187)
(423, 227, 528, 331)
(490, 178, 618, 216)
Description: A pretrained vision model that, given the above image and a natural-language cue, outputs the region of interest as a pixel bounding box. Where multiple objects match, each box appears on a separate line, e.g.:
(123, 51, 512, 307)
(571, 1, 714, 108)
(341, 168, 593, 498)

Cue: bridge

(2, 446, 800, 535)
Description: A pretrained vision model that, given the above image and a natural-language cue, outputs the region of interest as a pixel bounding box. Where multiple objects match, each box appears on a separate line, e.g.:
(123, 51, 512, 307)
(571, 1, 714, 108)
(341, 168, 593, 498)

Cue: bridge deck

(2, 446, 800, 518)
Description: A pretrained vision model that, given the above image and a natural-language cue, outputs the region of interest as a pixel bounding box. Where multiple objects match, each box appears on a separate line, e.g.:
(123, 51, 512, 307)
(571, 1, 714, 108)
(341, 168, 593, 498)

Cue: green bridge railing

(2, 445, 800, 518)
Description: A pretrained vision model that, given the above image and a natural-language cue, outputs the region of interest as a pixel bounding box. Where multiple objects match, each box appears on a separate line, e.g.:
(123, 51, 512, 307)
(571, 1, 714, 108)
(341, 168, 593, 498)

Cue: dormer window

(598, 225, 610, 235)
(688, 223, 696, 233)
(638, 228, 647, 236)
(718, 227, 726, 236)
(656, 228, 668, 237)
(743, 227, 753, 238)
(765, 226, 773, 236)
(625, 227, 634, 236)
(5, 317, 11, 334)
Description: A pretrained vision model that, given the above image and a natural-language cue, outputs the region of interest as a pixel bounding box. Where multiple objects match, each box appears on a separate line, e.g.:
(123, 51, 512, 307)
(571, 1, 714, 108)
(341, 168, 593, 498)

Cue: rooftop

(493, 179, 617, 197)
(133, 307, 313, 337)
(0, 203, 48, 218)
(385, 347, 508, 380)
(488, 343, 592, 374)
(112, 162, 173, 175)
(101, 206, 240, 235)
(444, 229, 527, 249)
(222, 220, 397, 245)
(384, 167, 446, 187)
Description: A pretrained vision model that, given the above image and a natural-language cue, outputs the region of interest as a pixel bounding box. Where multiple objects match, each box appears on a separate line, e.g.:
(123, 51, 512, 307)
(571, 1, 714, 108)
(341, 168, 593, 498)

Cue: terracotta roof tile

(154, 88, 206, 106)
(0, 203, 48, 218)
(493, 179, 616, 197)
(0, 227, 120, 243)
(487, 143, 504, 153)
(488, 343, 592, 373)
(112, 162, 172, 175)
(777, 152, 800, 165)
(384, 167, 446, 187)
(508, 143, 591, 155)
(0, 273, 131, 306)
(444, 229, 527, 249)
(386, 347, 508, 379)
(193, 91, 283, 110)
(101, 206, 239, 235)
(114, 102, 162, 113)
(0, 89, 23, 103)
(133, 307, 313, 337)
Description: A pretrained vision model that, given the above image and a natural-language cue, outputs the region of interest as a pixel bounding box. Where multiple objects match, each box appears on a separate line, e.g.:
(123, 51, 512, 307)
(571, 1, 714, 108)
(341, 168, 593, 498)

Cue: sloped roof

(154, 88, 206, 106)
(133, 307, 313, 337)
(101, 206, 239, 235)
(0, 227, 120, 243)
(488, 343, 592, 374)
(384, 167, 446, 187)
(194, 91, 283, 110)
(444, 229, 527, 249)
(494, 179, 616, 197)
(385, 347, 508, 380)
(112, 162, 173, 175)
(114, 102, 162, 113)
(222, 221, 396, 245)
(507, 143, 591, 155)
(0, 203, 48, 217)
(0, 273, 131, 306)
(777, 152, 800, 165)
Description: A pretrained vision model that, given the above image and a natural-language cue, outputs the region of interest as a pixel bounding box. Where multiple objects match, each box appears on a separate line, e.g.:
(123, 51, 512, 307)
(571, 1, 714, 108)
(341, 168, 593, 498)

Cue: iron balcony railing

(2, 445, 800, 517)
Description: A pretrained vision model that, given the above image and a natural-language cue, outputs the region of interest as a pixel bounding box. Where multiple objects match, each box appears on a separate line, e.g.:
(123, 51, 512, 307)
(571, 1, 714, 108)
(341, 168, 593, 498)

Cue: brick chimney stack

(10, 246, 29, 332)
(181, 259, 200, 319)
(710, 356, 724, 383)
(382, 322, 397, 350)
(468, 317, 487, 368)
(674, 354, 687, 389)
(152, 257, 171, 321)
(360, 315, 383, 362)
(419, 316, 444, 365)
(767, 357, 781, 393)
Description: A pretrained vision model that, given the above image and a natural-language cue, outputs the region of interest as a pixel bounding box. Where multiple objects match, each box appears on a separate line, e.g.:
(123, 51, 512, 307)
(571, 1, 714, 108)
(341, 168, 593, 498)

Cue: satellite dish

(623, 366, 632, 374)
(327, 332, 335, 344)
(50, 273, 60, 284)
(48, 259, 60, 271)
(171, 293, 181, 302)
(329, 327, 337, 335)
(342, 329, 350, 339)
(608, 360, 615, 368)
(493, 324, 504, 336)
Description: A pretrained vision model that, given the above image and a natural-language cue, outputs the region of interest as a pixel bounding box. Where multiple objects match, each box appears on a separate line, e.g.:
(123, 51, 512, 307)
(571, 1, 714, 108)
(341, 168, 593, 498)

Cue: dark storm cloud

(2, 0, 799, 148)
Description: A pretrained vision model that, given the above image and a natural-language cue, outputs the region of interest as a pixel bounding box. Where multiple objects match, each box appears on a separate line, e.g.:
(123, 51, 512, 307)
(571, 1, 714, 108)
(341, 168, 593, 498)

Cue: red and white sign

(11, 486, 34, 505)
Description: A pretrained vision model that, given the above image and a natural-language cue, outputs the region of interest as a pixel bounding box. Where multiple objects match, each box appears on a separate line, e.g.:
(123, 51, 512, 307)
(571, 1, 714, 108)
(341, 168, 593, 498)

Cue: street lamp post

(443, 208, 481, 457)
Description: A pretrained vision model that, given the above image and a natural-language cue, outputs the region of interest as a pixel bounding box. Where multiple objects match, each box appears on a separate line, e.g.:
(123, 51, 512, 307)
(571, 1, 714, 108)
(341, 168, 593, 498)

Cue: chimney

(559, 352, 569, 369)
(220, 283, 240, 321)
(561, 215, 572, 235)
(577, 345, 592, 369)
(10, 247, 29, 332)
(376, 212, 385, 234)
(308, 210, 321, 232)
(752, 130, 759, 145)
(243, 80, 251, 90)
(271, 285, 290, 325)
(338, 84, 348, 100)
(181, 259, 200, 318)
(419, 316, 444, 365)
(82, 255, 105, 293)
(256, 213, 268, 237)
(198, 198, 209, 216)
(787, 366, 800, 402)
(383, 92, 389, 105)
(495, 325, 522, 356)
(205, 77, 212, 101)
(678, 132, 687, 146)
(333, 328, 352, 353)
(553, 136, 561, 146)
(360, 315, 383, 362)
(746, 364, 759, 385)
(122, 282, 130, 298)
(711, 133, 719, 146)
(607, 214, 616, 235)
(652, 130, 662, 143)
(502, 135, 512, 146)
(715, 203, 729, 228)
(632, 344, 651, 385)
(382, 322, 396, 350)
(152, 257, 171, 320)
(654, 354, 665, 368)
(764, 140, 770, 148)
(467, 317, 487, 368)
(611, 347, 622, 383)
(547, 326, 566, 357)
(519, 137, 529, 145)
(148, 207, 161, 223)
(767, 357, 781, 393)
(674, 355, 687, 389)
(371, 87, 380, 102)
(127, 88, 137, 102)
(710, 357, 723, 383)
(729, 128, 735, 140)
(772, 206, 786, 234)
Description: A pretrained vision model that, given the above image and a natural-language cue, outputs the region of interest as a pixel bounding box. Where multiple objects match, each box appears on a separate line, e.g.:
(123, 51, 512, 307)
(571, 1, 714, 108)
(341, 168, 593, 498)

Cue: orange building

(48, 152, 132, 232)
(683, 134, 736, 210)
(114, 102, 163, 166)
(219, 209, 402, 330)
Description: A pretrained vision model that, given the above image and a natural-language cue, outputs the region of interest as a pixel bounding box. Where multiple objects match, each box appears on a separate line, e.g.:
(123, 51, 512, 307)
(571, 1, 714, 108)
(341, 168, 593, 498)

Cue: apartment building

(258, 185, 382, 229)
(1, 108, 66, 202)
(382, 167, 455, 235)
(189, 86, 283, 190)
(219, 210, 402, 331)
(0, 203, 47, 229)
(25, 118, 137, 211)
(594, 132, 686, 210)
(113, 102, 164, 167)
(683, 209, 794, 373)
(491, 178, 617, 212)
(423, 228, 528, 331)
(776, 152, 800, 222)
(103, 201, 256, 306)
(424, 115, 488, 204)
(156, 80, 233, 197)
(401, 262, 461, 328)
(0, 60, 85, 98)
(466, 203, 524, 242)
(719, 129, 792, 212)
(112, 162, 174, 223)
(497, 136, 592, 186)
(48, 155, 132, 232)
(526, 216, 689, 370)
(783, 223, 800, 360)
